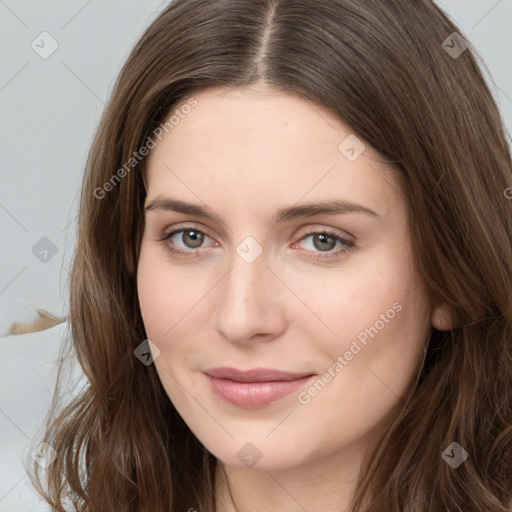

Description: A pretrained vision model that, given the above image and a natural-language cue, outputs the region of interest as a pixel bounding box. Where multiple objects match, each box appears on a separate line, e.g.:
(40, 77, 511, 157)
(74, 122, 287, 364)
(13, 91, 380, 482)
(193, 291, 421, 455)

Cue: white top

(0, 321, 86, 511)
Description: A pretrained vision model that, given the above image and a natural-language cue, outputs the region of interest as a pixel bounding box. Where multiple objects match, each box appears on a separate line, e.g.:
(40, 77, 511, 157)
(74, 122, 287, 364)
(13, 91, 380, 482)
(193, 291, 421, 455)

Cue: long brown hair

(27, 1, 512, 510)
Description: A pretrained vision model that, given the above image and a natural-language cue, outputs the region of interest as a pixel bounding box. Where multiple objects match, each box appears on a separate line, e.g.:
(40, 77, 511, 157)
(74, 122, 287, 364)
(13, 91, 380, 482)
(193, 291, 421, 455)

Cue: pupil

(315, 234, 335, 252)
(184, 230, 203, 248)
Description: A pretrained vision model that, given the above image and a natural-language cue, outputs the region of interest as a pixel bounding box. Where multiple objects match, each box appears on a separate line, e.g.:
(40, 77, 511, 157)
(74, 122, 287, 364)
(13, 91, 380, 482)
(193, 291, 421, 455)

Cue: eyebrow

(144, 196, 381, 224)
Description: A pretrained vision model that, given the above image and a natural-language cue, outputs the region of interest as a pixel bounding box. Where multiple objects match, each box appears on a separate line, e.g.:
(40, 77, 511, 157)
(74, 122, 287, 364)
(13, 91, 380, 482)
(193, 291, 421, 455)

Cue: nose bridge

(223, 245, 270, 313)
(225, 232, 269, 297)
(214, 239, 284, 343)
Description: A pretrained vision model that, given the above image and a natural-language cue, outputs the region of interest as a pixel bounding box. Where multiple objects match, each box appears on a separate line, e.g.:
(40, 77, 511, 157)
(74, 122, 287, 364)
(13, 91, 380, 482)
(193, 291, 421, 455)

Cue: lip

(204, 367, 316, 408)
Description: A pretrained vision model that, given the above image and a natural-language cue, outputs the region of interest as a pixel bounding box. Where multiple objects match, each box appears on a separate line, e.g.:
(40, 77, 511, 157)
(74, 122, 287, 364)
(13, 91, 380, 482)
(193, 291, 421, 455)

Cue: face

(137, 85, 435, 471)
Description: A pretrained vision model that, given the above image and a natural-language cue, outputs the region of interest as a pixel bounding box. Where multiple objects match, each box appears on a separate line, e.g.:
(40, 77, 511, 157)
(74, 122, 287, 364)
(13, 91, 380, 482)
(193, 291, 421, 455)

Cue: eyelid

(158, 222, 217, 241)
(295, 225, 354, 242)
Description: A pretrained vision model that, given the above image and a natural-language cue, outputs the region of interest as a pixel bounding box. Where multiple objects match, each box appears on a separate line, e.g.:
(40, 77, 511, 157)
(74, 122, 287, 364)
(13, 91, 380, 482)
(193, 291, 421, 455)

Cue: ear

(430, 300, 456, 331)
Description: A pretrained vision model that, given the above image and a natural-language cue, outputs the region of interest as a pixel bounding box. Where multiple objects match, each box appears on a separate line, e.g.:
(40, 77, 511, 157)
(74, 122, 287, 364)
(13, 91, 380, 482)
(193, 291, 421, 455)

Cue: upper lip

(204, 367, 315, 383)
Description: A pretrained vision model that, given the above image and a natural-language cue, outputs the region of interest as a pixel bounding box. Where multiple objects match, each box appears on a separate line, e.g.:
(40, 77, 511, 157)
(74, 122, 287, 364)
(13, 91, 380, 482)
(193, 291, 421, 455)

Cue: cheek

(137, 255, 170, 339)
(298, 253, 431, 386)
(136, 245, 206, 339)
(337, 283, 428, 390)
(299, 267, 410, 350)
(290, 270, 430, 449)
(136, 252, 205, 400)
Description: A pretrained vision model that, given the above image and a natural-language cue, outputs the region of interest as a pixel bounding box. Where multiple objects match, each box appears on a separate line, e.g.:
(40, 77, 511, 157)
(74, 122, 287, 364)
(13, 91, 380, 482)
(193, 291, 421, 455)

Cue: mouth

(203, 367, 316, 408)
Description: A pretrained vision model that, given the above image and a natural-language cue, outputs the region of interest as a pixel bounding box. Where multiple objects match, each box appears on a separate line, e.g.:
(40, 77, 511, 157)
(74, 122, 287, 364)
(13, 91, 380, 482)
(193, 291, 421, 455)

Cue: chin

(192, 428, 316, 471)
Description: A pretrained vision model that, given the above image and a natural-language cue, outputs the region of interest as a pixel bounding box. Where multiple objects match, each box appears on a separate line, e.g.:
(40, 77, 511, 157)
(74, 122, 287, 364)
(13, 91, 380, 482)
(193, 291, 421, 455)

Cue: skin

(136, 85, 453, 512)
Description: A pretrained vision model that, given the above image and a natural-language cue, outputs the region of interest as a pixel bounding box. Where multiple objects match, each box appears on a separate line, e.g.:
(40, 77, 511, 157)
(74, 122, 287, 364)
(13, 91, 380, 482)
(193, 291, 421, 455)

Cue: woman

(28, 0, 512, 510)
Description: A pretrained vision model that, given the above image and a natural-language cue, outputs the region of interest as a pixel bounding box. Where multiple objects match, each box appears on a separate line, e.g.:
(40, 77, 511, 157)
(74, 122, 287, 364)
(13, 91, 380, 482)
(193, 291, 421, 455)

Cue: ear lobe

(431, 301, 456, 331)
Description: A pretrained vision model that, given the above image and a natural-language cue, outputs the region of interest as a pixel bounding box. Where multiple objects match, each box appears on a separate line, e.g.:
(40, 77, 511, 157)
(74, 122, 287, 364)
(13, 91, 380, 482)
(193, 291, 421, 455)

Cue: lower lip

(205, 374, 315, 408)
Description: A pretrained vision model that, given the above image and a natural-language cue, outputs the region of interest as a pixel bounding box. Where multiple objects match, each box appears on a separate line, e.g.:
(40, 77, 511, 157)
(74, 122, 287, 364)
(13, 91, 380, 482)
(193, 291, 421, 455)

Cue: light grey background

(0, 1, 511, 510)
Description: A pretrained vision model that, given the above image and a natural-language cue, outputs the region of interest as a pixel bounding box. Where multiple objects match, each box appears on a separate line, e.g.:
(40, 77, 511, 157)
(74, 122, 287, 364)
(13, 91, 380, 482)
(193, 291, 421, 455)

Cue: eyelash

(158, 225, 355, 262)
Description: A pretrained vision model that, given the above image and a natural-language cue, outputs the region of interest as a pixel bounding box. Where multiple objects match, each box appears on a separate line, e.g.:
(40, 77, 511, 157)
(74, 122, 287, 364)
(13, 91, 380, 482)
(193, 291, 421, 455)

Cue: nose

(214, 246, 287, 345)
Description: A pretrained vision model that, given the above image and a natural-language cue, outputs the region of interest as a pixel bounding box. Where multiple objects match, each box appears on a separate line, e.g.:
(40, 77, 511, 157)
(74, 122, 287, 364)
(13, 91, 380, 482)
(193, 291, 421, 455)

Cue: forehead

(154, 85, 372, 161)
(145, 86, 403, 223)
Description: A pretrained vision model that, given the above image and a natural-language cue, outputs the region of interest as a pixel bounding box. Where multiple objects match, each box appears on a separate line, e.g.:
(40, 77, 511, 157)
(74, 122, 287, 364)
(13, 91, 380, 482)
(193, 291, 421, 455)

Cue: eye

(293, 230, 355, 260)
(159, 226, 216, 259)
